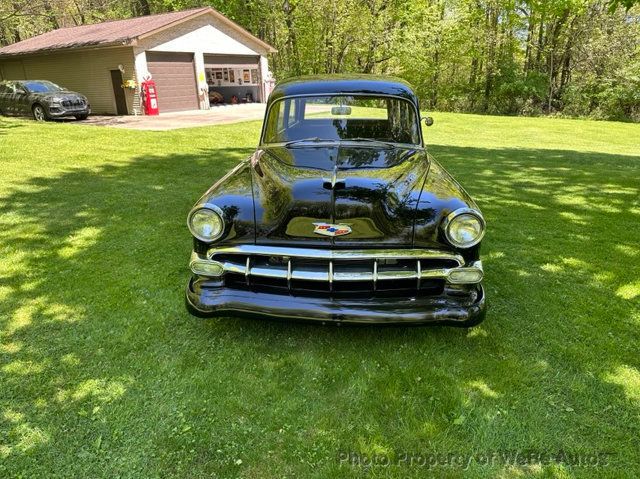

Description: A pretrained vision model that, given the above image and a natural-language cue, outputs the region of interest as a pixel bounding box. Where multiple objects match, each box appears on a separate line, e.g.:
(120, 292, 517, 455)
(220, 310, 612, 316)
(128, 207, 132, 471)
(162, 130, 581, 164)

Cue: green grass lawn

(0, 113, 639, 478)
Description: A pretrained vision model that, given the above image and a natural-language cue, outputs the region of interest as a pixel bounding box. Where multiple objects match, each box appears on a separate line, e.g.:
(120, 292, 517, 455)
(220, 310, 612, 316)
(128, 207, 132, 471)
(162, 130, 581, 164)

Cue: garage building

(0, 7, 276, 114)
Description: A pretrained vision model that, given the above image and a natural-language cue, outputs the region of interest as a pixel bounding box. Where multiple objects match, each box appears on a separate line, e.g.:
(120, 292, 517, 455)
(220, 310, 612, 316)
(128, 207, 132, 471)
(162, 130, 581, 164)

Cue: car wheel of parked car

(32, 104, 48, 121)
(75, 114, 89, 121)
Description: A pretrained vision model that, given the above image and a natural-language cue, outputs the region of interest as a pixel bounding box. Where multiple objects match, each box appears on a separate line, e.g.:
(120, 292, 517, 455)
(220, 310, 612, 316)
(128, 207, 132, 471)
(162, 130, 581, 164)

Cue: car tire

(75, 114, 89, 121)
(32, 104, 49, 122)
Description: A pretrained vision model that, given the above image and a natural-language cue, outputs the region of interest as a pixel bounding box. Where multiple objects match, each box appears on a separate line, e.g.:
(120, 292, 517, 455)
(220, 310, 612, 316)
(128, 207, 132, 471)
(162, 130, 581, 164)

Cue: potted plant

(122, 79, 137, 90)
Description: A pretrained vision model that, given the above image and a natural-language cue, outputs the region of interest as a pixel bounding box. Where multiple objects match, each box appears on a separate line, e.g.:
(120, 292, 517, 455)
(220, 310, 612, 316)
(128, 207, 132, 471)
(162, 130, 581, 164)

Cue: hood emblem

(313, 222, 352, 237)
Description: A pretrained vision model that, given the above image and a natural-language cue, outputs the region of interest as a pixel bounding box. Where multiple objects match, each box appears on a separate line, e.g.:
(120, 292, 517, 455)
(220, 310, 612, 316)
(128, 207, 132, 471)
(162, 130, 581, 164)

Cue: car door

(0, 83, 13, 115)
(4, 82, 21, 115)
(13, 82, 32, 116)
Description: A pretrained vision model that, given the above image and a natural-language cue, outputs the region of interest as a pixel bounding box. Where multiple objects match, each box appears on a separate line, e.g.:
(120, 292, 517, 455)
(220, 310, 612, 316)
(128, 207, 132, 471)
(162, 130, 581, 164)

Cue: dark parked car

(185, 75, 487, 326)
(0, 80, 90, 121)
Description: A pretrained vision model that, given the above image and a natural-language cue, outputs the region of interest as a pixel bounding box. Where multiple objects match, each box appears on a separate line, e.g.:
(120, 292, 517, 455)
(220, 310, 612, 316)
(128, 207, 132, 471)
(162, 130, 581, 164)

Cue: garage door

(146, 52, 199, 112)
(203, 54, 262, 102)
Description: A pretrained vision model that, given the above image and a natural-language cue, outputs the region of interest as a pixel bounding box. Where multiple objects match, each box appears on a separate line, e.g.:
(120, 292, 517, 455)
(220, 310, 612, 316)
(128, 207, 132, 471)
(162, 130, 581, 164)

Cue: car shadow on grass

(0, 145, 639, 477)
(0, 117, 23, 134)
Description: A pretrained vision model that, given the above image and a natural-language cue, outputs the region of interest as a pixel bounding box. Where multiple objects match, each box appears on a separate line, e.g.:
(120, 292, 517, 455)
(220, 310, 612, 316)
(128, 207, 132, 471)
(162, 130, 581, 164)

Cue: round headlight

(188, 206, 224, 242)
(443, 208, 485, 248)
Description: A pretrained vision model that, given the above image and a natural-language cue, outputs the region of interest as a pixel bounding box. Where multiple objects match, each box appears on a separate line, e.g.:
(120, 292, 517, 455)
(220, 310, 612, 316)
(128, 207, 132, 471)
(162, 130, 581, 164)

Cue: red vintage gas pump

(141, 76, 159, 115)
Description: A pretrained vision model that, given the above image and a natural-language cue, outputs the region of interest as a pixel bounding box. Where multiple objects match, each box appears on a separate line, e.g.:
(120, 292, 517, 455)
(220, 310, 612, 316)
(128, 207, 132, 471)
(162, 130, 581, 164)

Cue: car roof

(268, 74, 420, 107)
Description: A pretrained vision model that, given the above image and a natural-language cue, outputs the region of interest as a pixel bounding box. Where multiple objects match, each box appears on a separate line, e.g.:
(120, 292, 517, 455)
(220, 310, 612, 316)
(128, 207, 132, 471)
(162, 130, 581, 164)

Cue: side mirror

(423, 116, 434, 127)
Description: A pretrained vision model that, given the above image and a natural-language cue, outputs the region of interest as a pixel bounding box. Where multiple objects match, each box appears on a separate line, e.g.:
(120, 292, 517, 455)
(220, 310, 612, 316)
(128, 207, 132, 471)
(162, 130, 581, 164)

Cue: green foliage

(0, 0, 639, 120)
(492, 72, 548, 116)
(562, 46, 640, 121)
(608, 0, 640, 11)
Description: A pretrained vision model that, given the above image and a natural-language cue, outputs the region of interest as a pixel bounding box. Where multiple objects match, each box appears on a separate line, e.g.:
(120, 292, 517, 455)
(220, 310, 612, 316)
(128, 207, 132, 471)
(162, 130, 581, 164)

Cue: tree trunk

(137, 0, 152, 16)
(558, 16, 578, 98)
(524, 10, 534, 75)
(42, 1, 59, 29)
(483, 4, 498, 112)
(283, 1, 300, 76)
(534, 12, 546, 70)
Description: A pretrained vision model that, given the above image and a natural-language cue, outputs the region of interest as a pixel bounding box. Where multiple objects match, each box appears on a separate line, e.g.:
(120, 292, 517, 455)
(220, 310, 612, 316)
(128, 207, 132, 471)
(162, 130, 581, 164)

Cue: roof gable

(144, 22, 261, 57)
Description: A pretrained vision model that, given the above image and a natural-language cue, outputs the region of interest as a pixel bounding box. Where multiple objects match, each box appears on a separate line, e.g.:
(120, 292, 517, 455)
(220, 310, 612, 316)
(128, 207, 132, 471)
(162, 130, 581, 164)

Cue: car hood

(31, 90, 86, 101)
(250, 144, 431, 247)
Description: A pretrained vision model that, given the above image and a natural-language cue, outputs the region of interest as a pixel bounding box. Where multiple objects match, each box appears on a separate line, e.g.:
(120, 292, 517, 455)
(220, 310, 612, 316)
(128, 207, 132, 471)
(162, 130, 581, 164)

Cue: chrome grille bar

(373, 259, 378, 291)
(291, 268, 328, 281)
(329, 260, 334, 292)
(209, 261, 467, 283)
(192, 247, 483, 285)
(208, 245, 464, 264)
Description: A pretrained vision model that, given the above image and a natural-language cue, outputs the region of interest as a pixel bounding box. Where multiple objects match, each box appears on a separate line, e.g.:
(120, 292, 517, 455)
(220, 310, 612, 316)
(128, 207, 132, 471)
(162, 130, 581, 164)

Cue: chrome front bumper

(185, 245, 486, 325)
(186, 277, 486, 325)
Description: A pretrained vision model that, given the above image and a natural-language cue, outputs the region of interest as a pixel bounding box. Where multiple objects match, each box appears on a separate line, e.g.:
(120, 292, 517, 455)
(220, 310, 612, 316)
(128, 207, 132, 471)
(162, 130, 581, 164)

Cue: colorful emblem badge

(313, 222, 352, 237)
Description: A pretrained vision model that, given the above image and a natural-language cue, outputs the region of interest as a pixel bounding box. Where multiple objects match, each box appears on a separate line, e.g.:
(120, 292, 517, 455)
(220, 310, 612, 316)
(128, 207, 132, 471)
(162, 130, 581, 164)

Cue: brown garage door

(146, 52, 199, 112)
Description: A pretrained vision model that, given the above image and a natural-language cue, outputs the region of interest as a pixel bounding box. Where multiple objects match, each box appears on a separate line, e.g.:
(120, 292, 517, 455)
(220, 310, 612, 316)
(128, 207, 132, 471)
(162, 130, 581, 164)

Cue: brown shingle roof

(0, 7, 275, 56)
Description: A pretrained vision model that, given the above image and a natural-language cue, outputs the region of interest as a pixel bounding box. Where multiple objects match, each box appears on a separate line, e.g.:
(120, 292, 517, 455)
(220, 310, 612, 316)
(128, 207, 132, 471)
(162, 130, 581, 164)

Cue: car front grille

(62, 99, 85, 109)
(206, 246, 464, 298)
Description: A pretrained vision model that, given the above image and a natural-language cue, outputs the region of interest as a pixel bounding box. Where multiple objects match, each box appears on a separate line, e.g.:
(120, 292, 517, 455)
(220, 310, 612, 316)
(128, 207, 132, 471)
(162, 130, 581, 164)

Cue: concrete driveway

(82, 103, 266, 131)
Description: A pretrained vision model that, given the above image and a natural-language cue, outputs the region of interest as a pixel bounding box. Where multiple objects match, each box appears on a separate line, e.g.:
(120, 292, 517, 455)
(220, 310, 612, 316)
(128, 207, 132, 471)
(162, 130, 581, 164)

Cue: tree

(1, 0, 638, 121)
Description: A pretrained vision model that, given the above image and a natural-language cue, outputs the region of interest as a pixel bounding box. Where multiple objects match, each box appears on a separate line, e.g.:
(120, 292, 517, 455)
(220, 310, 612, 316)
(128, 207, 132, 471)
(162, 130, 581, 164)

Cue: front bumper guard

(185, 246, 486, 325)
(185, 277, 486, 325)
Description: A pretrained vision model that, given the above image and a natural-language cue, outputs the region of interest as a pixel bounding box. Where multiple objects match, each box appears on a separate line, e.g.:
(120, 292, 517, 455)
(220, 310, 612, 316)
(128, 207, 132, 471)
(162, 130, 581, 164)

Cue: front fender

(191, 160, 255, 253)
(413, 156, 482, 262)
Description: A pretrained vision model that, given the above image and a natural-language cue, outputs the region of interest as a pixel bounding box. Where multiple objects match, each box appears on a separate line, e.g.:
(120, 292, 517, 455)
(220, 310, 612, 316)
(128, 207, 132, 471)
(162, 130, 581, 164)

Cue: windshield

(22, 81, 63, 93)
(262, 95, 421, 146)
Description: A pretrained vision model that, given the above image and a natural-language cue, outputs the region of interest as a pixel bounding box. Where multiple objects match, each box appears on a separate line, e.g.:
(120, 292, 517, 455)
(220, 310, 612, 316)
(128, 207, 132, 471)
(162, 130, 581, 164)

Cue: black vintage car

(186, 75, 486, 326)
(0, 80, 91, 121)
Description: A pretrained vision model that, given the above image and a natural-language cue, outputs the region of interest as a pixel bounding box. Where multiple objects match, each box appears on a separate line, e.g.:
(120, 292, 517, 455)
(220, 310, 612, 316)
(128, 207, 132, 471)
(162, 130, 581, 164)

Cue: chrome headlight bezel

(442, 207, 485, 248)
(187, 205, 225, 243)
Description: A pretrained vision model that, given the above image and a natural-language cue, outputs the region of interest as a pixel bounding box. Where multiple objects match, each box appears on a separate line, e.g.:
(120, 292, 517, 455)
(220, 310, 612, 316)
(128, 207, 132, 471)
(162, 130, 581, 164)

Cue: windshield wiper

(344, 138, 396, 148)
(284, 137, 325, 147)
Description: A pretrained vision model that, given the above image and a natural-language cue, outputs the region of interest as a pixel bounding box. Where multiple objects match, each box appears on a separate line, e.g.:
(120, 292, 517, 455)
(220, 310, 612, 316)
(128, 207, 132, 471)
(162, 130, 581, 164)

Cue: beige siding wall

(0, 47, 137, 114)
(0, 60, 27, 79)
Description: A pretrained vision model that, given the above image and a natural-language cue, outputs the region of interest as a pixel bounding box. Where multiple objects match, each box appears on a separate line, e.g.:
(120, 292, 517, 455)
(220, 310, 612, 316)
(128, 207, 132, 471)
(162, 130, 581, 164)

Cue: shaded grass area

(0, 113, 639, 478)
